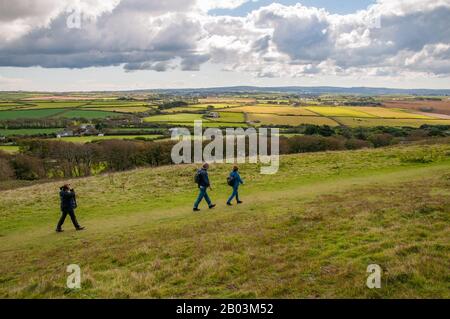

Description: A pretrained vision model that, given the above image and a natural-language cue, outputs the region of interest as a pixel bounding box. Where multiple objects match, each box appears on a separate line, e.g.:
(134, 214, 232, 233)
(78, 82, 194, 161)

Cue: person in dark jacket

(56, 184, 84, 232)
(193, 163, 216, 212)
(227, 166, 244, 206)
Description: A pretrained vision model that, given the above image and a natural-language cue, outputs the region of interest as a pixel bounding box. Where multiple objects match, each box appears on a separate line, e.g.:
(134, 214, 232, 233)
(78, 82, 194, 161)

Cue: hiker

(193, 163, 216, 212)
(56, 184, 85, 232)
(226, 165, 244, 206)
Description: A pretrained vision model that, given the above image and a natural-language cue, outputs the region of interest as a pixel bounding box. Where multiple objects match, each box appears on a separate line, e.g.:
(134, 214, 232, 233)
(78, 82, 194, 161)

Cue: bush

(288, 135, 345, 153)
(12, 154, 46, 180)
(345, 138, 371, 150)
(368, 133, 394, 148)
(0, 154, 14, 181)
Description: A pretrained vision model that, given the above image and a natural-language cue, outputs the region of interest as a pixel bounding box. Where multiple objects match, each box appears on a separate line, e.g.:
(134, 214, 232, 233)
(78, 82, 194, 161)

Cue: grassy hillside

(0, 142, 449, 298)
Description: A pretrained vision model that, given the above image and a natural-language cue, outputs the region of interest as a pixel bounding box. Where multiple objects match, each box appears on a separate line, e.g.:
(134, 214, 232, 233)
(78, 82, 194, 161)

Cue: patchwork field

(247, 113, 339, 126)
(345, 107, 434, 119)
(1, 143, 449, 298)
(188, 104, 241, 110)
(305, 107, 377, 118)
(144, 113, 205, 123)
(55, 110, 119, 119)
(222, 105, 316, 116)
(87, 107, 151, 113)
(198, 97, 256, 104)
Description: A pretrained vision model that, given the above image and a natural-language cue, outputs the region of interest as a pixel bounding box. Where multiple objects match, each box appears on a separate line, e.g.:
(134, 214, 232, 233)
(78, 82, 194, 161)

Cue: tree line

(1, 124, 449, 182)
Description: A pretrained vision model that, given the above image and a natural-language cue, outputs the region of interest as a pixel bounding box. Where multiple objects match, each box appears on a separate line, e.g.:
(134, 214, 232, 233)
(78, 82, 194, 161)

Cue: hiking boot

(226, 202, 232, 206)
(237, 201, 243, 204)
(193, 208, 200, 212)
(76, 227, 85, 231)
(209, 204, 216, 209)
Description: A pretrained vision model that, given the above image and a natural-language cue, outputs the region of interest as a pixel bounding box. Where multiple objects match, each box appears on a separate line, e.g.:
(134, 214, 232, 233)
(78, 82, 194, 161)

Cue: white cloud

(0, 0, 449, 80)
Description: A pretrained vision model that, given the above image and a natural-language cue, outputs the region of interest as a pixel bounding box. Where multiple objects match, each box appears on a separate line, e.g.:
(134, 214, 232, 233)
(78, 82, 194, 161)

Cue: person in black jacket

(56, 184, 84, 232)
(193, 163, 216, 212)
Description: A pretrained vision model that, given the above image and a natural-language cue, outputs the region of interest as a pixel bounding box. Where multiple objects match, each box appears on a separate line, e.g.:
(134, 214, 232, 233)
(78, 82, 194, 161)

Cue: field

(383, 100, 450, 116)
(305, 107, 377, 118)
(209, 112, 246, 123)
(0, 109, 67, 120)
(189, 104, 239, 109)
(52, 135, 164, 143)
(0, 145, 20, 153)
(1, 142, 449, 298)
(336, 117, 450, 128)
(144, 113, 205, 123)
(222, 105, 316, 116)
(198, 98, 256, 104)
(21, 102, 89, 109)
(87, 107, 151, 113)
(247, 113, 339, 126)
(55, 110, 119, 119)
(0, 128, 62, 136)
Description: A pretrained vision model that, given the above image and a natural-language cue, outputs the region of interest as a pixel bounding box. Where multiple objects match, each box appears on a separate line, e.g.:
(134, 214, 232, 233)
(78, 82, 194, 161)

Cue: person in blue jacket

(193, 163, 216, 212)
(227, 166, 244, 206)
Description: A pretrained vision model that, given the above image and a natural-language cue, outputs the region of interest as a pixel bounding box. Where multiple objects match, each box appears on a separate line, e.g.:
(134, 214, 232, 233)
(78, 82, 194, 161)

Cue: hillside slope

(0, 143, 449, 298)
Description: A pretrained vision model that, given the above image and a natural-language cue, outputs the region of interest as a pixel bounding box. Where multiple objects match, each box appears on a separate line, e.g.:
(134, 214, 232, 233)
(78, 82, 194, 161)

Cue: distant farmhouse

(205, 111, 219, 119)
(56, 124, 98, 138)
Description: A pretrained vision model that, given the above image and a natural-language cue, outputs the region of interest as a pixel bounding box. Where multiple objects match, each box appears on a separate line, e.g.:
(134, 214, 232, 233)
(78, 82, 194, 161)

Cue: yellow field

(345, 107, 434, 119)
(305, 106, 376, 118)
(247, 113, 339, 126)
(222, 105, 316, 116)
(337, 117, 450, 128)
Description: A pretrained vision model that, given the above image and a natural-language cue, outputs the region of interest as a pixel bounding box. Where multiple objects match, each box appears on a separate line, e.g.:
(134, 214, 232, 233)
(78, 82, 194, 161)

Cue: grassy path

(0, 143, 449, 298)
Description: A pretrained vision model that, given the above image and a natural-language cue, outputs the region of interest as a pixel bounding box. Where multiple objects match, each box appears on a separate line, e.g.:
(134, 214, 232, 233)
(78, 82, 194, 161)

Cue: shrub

(368, 133, 394, 148)
(345, 138, 371, 150)
(0, 153, 14, 181)
(12, 154, 46, 180)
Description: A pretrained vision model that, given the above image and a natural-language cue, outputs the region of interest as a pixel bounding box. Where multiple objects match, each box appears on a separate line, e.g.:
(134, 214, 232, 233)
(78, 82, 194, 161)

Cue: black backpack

(227, 174, 235, 187)
(194, 170, 201, 184)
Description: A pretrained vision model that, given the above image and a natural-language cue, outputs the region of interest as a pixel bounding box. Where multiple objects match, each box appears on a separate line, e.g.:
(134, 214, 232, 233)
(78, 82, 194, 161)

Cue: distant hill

(132, 86, 450, 96)
(3, 86, 450, 96)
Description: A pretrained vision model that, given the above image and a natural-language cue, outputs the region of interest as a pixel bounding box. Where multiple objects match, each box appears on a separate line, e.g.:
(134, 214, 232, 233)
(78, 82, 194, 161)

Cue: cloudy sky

(0, 0, 449, 91)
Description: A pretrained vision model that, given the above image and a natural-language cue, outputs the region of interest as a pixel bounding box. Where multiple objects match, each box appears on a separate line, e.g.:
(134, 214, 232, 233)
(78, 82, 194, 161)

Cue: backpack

(227, 174, 235, 187)
(194, 170, 201, 184)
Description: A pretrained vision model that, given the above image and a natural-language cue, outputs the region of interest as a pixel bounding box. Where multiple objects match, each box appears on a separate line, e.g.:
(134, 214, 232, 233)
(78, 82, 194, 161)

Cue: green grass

(144, 113, 207, 123)
(0, 109, 66, 120)
(55, 110, 119, 119)
(0, 128, 62, 136)
(22, 102, 88, 109)
(0, 142, 449, 298)
(0, 145, 20, 154)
